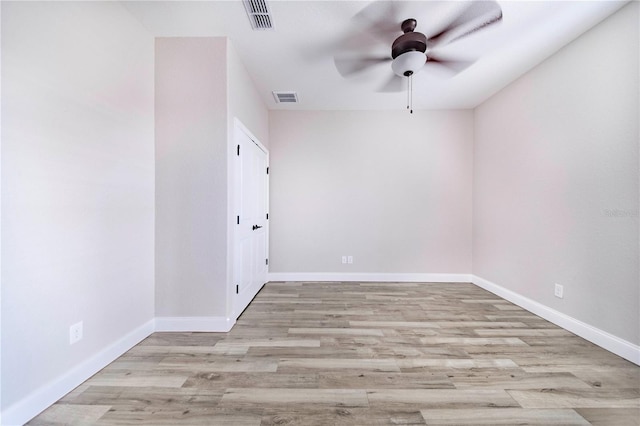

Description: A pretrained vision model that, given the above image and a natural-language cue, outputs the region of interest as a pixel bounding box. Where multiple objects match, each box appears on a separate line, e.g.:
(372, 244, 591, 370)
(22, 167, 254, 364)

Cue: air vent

(272, 91, 299, 104)
(243, 0, 274, 30)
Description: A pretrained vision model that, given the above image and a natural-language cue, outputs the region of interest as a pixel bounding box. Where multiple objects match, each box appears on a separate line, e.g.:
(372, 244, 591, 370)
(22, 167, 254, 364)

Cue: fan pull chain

(406, 74, 413, 114)
(407, 75, 410, 112)
(410, 74, 413, 114)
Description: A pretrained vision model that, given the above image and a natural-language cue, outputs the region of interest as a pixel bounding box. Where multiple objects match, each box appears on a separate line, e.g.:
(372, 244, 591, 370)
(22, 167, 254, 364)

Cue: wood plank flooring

(29, 282, 640, 425)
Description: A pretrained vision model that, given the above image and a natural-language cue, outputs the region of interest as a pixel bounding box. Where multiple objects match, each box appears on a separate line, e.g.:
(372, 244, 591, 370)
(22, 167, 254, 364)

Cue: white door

(234, 122, 268, 318)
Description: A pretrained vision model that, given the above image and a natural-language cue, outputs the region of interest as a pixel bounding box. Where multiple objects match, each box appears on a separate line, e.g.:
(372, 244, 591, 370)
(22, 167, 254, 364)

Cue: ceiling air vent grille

(243, 0, 274, 30)
(273, 91, 299, 104)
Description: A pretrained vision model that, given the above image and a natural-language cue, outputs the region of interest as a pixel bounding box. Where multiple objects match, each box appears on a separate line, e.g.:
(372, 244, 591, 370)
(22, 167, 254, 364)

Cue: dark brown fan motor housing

(391, 19, 427, 60)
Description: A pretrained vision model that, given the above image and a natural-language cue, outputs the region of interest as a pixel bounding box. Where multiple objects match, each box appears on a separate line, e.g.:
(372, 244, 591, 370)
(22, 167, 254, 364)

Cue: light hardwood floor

(29, 282, 640, 425)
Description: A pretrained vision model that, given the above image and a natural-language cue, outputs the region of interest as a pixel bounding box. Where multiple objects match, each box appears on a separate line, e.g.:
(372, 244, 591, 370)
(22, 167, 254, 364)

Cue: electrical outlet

(347, 256, 353, 264)
(341, 256, 347, 264)
(70, 321, 83, 345)
(554, 283, 564, 299)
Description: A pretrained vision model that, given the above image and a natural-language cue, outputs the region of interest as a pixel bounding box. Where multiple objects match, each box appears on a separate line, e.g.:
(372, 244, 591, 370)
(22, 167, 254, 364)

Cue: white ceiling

(122, 0, 629, 110)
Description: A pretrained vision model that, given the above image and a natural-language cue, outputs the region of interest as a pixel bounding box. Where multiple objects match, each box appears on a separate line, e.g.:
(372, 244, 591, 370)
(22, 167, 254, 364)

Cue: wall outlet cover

(70, 321, 83, 345)
(554, 283, 564, 299)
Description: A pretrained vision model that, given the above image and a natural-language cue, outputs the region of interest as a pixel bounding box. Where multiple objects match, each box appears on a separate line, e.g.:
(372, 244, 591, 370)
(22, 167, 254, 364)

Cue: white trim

(155, 316, 235, 332)
(230, 117, 270, 322)
(269, 272, 639, 365)
(5, 275, 638, 425)
(472, 275, 640, 366)
(233, 117, 268, 154)
(1, 319, 154, 426)
(268, 272, 472, 283)
(233, 281, 267, 320)
(2, 316, 235, 425)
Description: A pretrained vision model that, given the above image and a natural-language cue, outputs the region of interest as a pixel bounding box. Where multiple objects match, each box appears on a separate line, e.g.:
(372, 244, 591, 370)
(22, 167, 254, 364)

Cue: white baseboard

(269, 272, 639, 365)
(1, 319, 155, 426)
(5, 275, 637, 426)
(472, 275, 640, 366)
(268, 272, 472, 283)
(155, 316, 235, 332)
(2, 316, 234, 425)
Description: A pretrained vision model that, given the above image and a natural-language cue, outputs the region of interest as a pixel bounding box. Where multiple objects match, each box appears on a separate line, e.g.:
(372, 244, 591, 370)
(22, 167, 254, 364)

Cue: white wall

(473, 2, 639, 345)
(155, 37, 269, 322)
(269, 110, 473, 276)
(0, 3, 4, 422)
(1, 2, 637, 423)
(227, 40, 269, 148)
(226, 40, 270, 316)
(155, 37, 228, 318)
(1, 0, 155, 418)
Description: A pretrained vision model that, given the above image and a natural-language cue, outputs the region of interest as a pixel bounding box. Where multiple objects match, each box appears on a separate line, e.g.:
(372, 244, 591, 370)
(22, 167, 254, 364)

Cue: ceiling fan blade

(351, 1, 406, 44)
(427, 0, 502, 48)
(334, 55, 391, 78)
(377, 74, 405, 93)
(426, 54, 476, 75)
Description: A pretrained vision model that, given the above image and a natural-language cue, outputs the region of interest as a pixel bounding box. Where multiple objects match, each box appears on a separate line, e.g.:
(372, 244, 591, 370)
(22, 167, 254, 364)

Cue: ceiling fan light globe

(391, 51, 426, 77)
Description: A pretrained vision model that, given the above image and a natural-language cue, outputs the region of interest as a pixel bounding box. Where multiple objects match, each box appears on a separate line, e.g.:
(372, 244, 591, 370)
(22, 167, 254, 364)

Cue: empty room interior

(1, 0, 639, 425)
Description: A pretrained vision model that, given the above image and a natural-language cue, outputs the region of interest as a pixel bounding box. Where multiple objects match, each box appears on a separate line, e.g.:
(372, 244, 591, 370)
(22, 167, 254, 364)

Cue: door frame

(229, 118, 269, 320)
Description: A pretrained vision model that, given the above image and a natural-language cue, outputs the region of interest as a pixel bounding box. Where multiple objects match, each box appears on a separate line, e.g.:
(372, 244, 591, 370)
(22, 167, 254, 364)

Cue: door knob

(252, 225, 263, 230)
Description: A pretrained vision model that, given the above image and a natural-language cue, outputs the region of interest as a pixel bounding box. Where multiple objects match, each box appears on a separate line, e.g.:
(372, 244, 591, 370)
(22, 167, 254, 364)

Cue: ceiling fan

(334, 0, 503, 112)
